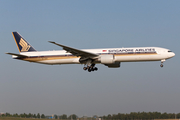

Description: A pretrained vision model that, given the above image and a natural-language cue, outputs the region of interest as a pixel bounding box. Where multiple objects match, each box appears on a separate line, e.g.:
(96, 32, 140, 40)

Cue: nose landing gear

(160, 59, 166, 68)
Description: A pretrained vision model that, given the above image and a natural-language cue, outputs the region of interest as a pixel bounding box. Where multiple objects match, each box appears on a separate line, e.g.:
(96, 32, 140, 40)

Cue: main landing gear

(160, 59, 166, 68)
(83, 63, 98, 72)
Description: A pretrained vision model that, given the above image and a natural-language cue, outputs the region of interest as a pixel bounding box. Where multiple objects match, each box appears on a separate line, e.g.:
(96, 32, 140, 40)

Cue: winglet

(12, 32, 37, 52)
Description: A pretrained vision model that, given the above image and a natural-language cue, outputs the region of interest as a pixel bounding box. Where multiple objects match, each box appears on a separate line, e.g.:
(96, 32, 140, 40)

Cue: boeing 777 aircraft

(6, 32, 175, 72)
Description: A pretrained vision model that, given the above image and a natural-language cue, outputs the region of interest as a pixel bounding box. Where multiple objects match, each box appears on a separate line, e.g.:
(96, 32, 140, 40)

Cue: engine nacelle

(99, 55, 120, 68)
(99, 55, 115, 64)
(104, 62, 120, 68)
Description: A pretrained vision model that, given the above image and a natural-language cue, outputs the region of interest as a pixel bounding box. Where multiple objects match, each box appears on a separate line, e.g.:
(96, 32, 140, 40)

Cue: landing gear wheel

(88, 68, 91, 72)
(160, 64, 163, 68)
(83, 67, 87, 70)
(94, 67, 98, 71)
(83, 62, 98, 72)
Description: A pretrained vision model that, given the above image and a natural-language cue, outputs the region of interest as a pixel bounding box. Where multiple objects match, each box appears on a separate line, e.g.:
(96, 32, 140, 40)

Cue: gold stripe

(12, 32, 21, 52)
(21, 56, 79, 62)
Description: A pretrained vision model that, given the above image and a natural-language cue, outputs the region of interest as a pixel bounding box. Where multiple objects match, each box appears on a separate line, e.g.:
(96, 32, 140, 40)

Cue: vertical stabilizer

(12, 32, 36, 52)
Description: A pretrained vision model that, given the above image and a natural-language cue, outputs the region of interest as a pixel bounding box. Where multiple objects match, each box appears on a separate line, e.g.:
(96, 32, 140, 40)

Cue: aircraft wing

(6, 52, 28, 57)
(48, 41, 99, 58)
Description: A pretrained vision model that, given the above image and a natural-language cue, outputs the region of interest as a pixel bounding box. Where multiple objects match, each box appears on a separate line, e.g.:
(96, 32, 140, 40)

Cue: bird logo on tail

(19, 38, 31, 52)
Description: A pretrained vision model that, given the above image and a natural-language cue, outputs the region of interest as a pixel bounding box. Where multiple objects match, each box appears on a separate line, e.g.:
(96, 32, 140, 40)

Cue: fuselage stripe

(15, 52, 157, 62)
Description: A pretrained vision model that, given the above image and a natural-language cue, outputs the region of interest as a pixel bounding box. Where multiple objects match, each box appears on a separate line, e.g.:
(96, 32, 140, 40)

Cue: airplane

(6, 32, 175, 72)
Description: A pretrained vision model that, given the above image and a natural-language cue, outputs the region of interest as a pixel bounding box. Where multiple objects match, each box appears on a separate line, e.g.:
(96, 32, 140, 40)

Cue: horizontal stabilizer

(6, 52, 28, 57)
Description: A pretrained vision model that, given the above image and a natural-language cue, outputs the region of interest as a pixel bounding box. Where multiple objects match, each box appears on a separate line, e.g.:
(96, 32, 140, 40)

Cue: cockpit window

(168, 51, 172, 52)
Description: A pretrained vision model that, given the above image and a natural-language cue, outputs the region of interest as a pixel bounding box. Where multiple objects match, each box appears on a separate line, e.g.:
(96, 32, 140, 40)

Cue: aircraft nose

(167, 51, 175, 58)
(169, 52, 175, 58)
(172, 52, 175, 57)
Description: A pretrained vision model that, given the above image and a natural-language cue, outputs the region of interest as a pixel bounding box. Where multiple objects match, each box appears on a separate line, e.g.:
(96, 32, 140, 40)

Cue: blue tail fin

(12, 32, 36, 52)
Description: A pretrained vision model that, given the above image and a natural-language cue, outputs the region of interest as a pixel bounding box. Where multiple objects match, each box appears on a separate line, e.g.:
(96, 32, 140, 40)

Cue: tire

(88, 68, 91, 72)
(83, 67, 87, 70)
(160, 64, 163, 67)
(94, 67, 98, 71)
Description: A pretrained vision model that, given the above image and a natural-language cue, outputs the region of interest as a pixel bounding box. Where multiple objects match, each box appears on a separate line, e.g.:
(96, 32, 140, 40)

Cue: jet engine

(99, 55, 121, 68)
(99, 55, 115, 64)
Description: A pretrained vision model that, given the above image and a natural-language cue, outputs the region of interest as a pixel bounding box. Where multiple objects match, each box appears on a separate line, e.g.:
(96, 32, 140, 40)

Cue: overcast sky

(0, 0, 180, 117)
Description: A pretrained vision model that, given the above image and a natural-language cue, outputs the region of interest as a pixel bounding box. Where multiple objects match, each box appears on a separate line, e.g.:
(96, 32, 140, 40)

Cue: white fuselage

(14, 47, 175, 65)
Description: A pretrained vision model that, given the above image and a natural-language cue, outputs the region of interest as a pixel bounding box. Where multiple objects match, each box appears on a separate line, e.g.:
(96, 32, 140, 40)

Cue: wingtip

(48, 41, 55, 43)
(5, 52, 13, 55)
